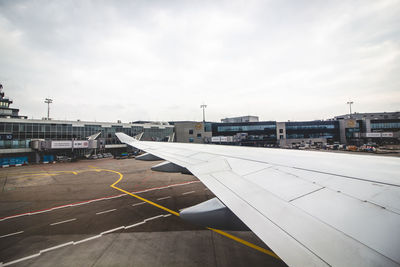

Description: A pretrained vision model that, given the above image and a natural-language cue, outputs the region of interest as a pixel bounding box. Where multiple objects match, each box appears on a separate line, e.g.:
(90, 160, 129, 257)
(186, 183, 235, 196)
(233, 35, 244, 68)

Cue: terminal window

(189, 129, 194, 135)
(197, 133, 202, 138)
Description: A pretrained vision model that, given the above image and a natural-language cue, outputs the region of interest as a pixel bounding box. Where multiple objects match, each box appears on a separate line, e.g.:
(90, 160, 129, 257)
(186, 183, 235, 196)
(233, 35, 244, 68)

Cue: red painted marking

(0, 180, 200, 221)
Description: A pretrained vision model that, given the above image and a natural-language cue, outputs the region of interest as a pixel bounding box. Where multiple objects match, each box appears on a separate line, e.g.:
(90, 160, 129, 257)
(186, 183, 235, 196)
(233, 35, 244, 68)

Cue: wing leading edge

(116, 133, 400, 267)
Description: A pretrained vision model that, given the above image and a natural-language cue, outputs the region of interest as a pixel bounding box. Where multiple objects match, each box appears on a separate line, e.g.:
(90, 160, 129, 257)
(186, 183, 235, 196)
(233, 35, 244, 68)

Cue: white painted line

(50, 218, 76, 226)
(2, 214, 170, 266)
(144, 215, 164, 222)
(73, 235, 102, 245)
(157, 196, 171, 201)
(132, 202, 145, 207)
(96, 209, 116, 215)
(101, 226, 124, 235)
(41, 242, 73, 253)
(182, 191, 195, 195)
(125, 221, 146, 229)
(2, 253, 41, 266)
(0, 231, 24, 239)
(0, 181, 200, 222)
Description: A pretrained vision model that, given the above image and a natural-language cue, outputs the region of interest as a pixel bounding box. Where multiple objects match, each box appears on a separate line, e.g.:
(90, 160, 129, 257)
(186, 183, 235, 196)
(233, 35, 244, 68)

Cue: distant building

(212, 121, 277, 146)
(0, 85, 175, 161)
(170, 121, 212, 144)
(335, 112, 400, 145)
(207, 112, 400, 147)
(221, 115, 259, 123)
(0, 118, 174, 150)
(0, 84, 27, 119)
(334, 112, 400, 121)
(277, 120, 340, 147)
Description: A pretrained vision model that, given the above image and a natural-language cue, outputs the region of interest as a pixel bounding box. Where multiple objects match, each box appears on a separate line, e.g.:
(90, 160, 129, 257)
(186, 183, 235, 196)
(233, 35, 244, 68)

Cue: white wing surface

(116, 133, 400, 267)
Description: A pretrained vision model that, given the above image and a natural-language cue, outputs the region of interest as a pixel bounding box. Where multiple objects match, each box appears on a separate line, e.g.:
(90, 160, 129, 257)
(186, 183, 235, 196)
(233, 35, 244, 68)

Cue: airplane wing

(116, 133, 400, 267)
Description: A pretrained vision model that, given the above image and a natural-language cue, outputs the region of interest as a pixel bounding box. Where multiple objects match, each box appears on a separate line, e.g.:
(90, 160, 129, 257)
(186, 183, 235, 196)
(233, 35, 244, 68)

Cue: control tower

(0, 83, 27, 119)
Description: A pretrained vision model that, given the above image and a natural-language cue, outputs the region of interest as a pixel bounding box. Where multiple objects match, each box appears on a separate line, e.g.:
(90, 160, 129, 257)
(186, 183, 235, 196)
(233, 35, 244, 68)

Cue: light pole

(200, 104, 207, 122)
(45, 98, 53, 120)
(346, 101, 353, 117)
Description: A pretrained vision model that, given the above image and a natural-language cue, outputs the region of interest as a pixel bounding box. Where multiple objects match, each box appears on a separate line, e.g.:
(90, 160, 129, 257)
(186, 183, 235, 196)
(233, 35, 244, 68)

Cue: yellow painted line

(208, 227, 280, 259)
(5, 166, 280, 260)
(103, 167, 280, 260)
(105, 169, 179, 216)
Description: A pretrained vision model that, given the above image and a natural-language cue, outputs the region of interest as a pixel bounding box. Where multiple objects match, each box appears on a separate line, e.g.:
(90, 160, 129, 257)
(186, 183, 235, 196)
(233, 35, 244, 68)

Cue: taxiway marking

(0, 179, 200, 222)
(0, 231, 24, 239)
(50, 218, 76, 226)
(157, 196, 171, 201)
(1, 214, 171, 266)
(105, 168, 280, 260)
(96, 209, 116, 215)
(182, 191, 195, 195)
(132, 202, 145, 207)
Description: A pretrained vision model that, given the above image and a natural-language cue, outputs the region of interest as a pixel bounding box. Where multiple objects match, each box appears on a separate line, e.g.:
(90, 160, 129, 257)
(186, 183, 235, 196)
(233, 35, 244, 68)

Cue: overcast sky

(0, 0, 399, 123)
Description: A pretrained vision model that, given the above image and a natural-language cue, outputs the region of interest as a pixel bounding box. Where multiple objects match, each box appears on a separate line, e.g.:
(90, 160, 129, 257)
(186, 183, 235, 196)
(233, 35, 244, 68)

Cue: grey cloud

(0, 0, 399, 122)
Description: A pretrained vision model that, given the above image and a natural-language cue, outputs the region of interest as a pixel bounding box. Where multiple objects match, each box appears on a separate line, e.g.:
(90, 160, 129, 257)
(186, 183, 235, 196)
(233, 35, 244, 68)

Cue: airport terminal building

(206, 115, 399, 147)
(0, 85, 174, 162)
(0, 84, 398, 164)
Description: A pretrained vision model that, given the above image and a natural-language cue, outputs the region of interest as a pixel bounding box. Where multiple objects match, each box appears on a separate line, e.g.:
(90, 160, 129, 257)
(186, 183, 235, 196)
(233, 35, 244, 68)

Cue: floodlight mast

(347, 101, 354, 118)
(200, 104, 207, 122)
(45, 98, 53, 120)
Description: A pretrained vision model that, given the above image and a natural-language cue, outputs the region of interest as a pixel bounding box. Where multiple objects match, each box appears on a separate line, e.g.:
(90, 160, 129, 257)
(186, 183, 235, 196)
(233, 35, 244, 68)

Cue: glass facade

(142, 126, 174, 141)
(212, 122, 277, 146)
(285, 121, 340, 141)
(0, 120, 174, 149)
(217, 124, 276, 132)
(371, 120, 400, 130)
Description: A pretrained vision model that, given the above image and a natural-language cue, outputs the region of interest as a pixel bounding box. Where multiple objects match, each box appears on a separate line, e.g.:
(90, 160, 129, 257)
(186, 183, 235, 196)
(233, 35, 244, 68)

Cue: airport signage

(51, 140, 73, 149)
(382, 132, 394, 138)
(211, 137, 221, 142)
(220, 136, 228, 142)
(73, 140, 89, 148)
(366, 133, 381, 138)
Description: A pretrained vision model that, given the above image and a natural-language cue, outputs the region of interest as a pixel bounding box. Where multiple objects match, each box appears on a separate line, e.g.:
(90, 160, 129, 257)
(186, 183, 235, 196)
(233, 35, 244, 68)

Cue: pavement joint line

(157, 196, 172, 201)
(1, 214, 170, 266)
(106, 168, 281, 260)
(182, 190, 195, 195)
(50, 218, 77, 226)
(96, 209, 117, 215)
(0, 231, 24, 239)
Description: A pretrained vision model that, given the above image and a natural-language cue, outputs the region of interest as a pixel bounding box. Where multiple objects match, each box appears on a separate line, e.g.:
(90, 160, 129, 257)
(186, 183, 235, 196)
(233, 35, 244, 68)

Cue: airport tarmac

(0, 158, 286, 266)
